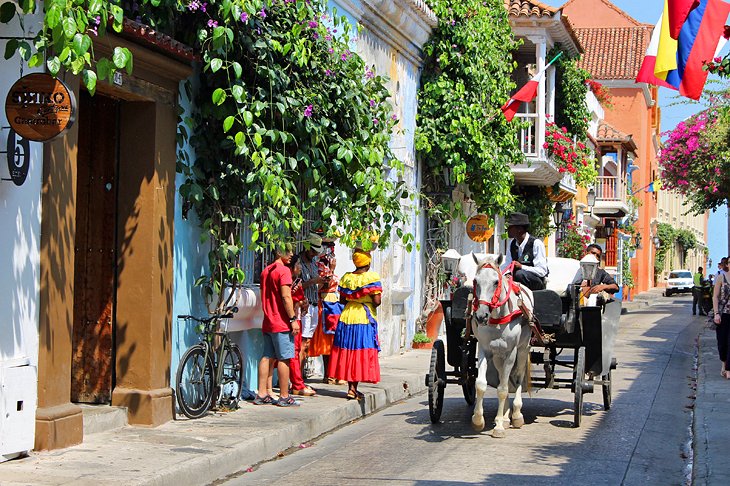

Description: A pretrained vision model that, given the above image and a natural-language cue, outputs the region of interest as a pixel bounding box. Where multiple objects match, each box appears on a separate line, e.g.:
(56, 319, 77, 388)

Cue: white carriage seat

(544, 257, 581, 297)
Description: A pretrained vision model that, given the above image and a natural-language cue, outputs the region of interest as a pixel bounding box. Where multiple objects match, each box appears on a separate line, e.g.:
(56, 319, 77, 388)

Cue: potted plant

(412, 331, 433, 350)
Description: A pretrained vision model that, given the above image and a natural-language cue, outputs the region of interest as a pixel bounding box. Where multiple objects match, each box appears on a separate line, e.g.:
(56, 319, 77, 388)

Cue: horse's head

(472, 253, 505, 323)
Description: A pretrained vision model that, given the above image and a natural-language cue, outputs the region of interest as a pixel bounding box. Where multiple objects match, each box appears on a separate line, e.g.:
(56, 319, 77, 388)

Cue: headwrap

(352, 249, 372, 268)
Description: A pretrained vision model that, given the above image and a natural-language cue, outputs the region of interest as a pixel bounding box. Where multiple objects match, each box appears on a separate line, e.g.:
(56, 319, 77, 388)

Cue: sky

(543, 0, 729, 262)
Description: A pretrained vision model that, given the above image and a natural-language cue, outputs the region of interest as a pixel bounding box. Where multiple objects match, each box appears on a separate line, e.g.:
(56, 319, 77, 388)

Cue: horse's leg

(492, 348, 517, 439)
(510, 340, 530, 429)
(471, 346, 488, 432)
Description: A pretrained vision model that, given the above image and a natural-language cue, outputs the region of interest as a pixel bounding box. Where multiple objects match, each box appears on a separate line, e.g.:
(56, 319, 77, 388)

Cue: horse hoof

(491, 428, 506, 439)
(511, 417, 524, 429)
(471, 418, 485, 432)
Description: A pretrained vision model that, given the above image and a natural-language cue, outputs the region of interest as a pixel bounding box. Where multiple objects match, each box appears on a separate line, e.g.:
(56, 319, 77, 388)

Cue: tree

(416, 0, 522, 217)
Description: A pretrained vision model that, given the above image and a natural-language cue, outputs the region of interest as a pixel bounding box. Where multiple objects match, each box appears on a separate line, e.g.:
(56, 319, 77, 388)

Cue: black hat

(506, 212, 530, 228)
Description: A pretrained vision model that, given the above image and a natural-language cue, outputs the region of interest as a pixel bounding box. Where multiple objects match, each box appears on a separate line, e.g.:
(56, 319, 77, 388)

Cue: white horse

(470, 253, 534, 438)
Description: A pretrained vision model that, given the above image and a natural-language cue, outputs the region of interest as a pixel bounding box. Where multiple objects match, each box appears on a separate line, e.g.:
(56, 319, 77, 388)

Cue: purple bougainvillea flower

(369, 99, 376, 108)
(207, 19, 218, 28)
(325, 69, 333, 76)
(308, 20, 318, 28)
(241, 12, 249, 22)
(304, 105, 313, 117)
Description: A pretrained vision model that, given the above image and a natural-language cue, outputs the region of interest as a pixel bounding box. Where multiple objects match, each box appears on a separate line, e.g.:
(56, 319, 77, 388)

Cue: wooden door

(71, 91, 119, 403)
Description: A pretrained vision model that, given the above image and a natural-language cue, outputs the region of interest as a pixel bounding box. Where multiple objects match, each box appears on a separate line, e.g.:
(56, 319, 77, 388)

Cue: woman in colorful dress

(328, 249, 382, 400)
(309, 254, 339, 383)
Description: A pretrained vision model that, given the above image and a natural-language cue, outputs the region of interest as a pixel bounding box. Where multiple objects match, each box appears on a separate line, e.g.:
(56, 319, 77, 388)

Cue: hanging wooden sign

(466, 214, 494, 242)
(5, 73, 76, 142)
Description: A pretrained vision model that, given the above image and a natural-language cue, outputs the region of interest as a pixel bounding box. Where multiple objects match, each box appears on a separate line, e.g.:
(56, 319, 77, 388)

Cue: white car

(665, 269, 694, 296)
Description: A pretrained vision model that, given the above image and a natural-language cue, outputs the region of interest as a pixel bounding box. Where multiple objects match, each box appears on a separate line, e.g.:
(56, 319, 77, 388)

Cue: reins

(472, 262, 523, 325)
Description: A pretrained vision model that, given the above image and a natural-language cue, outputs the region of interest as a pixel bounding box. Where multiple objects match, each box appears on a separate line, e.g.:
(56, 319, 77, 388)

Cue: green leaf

(253, 133, 262, 147)
(82, 69, 97, 96)
(46, 5, 60, 28)
(1, 2, 16, 23)
(231, 85, 244, 101)
(96, 58, 111, 80)
(110, 5, 123, 32)
(62, 16, 77, 39)
(112, 46, 127, 69)
(210, 58, 222, 72)
(212, 88, 226, 105)
(17, 40, 31, 61)
(88, 0, 102, 15)
(232, 61, 242, 79)
(47, 56, 60, 76)
(223, 116, 235, 133)
(3, 38, 17, 59)
(243, 111, 253, 127)
(72, 33, 91, 56)
(27, 53, 41, 67)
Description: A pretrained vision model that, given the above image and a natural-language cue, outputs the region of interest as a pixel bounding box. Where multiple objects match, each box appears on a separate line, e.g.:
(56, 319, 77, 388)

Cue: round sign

(466, 214, 494, 242)
(5, 73, 76, 142)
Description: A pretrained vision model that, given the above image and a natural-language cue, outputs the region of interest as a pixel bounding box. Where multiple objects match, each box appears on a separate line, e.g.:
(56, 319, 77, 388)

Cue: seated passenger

(572, 244, 619, 295)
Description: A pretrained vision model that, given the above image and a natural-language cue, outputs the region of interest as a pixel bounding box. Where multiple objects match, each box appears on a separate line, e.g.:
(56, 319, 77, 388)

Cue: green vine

(621, 242, 635, 289)
(675, 228, 697, 259)
(511, 186, 553, 239)
(654, 222, 677, 279)
(416, 0, 521, 218)
(550, 45, 590, 139)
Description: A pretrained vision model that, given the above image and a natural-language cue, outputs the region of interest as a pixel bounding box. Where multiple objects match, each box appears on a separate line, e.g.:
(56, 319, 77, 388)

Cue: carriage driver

(502, 212, 548, 291)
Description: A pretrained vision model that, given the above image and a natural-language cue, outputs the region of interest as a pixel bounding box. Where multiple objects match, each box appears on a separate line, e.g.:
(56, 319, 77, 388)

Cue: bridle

(472, 261, 523, 325)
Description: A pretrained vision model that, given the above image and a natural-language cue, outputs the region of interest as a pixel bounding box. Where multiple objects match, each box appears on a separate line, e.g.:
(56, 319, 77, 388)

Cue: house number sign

(5, 73, 76, 142)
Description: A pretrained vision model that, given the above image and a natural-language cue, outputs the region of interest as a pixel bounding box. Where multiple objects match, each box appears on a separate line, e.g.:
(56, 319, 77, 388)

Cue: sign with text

(466, 214, 494, 242)
(5, 73, 76, 142)
(6, 129, 30, 186)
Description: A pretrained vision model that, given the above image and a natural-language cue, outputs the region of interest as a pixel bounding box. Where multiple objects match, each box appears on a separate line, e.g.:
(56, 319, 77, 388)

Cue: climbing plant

(416, 0, 522, 218)
(511, 185, 553, 239)
(654, 222, 677, 279)
(676, 228, 697, 259)
(550, 45, 590, 139)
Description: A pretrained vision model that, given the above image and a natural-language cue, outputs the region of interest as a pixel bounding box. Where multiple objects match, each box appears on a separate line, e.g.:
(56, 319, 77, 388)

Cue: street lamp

(553, 202, 566, 227)
(586, 187, 596, 210)
(604, 219, 615, 237)
(441, 248, 461, 274)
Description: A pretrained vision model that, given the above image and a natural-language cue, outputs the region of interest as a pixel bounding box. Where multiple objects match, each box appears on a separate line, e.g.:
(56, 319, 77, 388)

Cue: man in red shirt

(254, 244, 300, 407)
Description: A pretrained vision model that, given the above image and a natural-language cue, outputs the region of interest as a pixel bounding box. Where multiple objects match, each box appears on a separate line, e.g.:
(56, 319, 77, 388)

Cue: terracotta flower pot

(425, 301, 444, 343)
(412, 341, 433, 350)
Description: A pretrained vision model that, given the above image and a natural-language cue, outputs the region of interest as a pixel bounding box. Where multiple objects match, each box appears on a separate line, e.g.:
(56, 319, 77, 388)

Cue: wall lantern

(441, 248, 461, 273)
(553, 202, 566, 227)
(586, 187, 597, 209)
(604, 219, 615, 237)
(633, 234, 642, 250)
(653, 236, 661, 249)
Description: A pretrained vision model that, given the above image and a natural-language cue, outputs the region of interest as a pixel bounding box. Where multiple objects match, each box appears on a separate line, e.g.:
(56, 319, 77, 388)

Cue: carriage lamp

(579, 254, 599, 282)
(552, 202, 566, 227)
(586, 187, 597, 209)
(441, 248, 461, 274)
(604, 220, 615, 237)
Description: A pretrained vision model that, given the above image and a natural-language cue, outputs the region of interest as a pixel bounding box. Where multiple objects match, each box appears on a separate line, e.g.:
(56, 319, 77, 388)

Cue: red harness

(472, 262, 523, 325)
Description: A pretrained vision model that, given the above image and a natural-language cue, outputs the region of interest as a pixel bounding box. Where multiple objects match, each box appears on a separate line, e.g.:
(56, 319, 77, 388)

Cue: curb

(146, 371, 427, 486)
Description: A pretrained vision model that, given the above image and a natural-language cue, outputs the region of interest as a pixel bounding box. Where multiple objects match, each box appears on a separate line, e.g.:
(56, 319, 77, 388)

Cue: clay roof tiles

(504, 0, 558, 18)
(573, 26, 651, 80)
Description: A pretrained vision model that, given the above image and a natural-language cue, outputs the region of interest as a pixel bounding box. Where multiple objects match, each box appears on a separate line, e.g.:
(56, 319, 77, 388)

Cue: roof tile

(574, 26, 651, 80)
(504, 0, 557, 18)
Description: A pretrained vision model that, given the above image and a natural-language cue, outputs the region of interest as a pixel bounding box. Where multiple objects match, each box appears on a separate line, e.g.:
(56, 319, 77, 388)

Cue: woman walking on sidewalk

(328, 249, 382, 400)
(713, 256, 730, 379)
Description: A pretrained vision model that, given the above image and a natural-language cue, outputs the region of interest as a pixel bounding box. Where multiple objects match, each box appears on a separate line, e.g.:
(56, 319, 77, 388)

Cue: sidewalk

(693, 320, 730, 484)
(0, 350, 430, 486)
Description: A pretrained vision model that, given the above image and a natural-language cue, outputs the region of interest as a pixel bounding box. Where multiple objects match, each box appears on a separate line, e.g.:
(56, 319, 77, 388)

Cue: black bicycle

(175, 309, 244, 419)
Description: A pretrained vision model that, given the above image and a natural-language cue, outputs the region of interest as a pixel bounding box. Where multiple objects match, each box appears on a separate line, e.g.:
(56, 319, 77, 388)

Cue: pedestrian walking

(712, 256, 730, 380)
(502, 212, 548, 291)
(254, 244, 300, 407)
(693, 266, 707, 316)
(328, 249, 382, 400)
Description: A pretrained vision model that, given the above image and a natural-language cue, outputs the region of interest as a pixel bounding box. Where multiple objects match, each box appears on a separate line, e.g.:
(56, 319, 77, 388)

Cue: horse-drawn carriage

(425, 254, 621, 433)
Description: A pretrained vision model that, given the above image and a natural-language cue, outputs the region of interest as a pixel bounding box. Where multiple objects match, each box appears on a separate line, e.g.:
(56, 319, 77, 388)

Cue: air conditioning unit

(0, 358, 37, 462)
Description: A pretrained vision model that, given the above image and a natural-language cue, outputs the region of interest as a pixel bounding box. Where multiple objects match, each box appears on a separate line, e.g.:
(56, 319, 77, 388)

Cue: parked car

(665, 269, 694, 296)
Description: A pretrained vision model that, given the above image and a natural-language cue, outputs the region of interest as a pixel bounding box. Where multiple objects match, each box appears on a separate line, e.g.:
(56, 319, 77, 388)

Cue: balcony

(592, 175, 630, 217)
(511, 114, 577, 195)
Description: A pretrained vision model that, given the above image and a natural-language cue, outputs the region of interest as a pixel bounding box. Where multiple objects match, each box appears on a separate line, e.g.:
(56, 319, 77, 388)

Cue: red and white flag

(500, 53, 563, 122)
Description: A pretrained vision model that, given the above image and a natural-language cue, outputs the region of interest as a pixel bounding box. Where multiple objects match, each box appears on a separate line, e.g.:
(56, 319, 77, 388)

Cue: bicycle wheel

(218, 343, 244, 407)
(175, 344, 214, 419)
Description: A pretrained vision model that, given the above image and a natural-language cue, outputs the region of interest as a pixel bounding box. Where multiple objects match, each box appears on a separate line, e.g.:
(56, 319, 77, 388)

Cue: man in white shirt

(502, 212, 548, 291)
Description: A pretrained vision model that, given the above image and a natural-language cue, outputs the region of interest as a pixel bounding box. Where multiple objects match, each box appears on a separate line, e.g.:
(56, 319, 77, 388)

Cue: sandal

(291, 387, 317, 397)
(275, 396, 300, 407)
(252, 394, 275, 406)
(346, 390, 364, 401)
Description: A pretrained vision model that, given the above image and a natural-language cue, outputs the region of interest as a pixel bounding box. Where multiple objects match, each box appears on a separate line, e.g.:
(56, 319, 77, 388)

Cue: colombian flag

(668, 0, 700, 39)
(643, 0, 730, 100)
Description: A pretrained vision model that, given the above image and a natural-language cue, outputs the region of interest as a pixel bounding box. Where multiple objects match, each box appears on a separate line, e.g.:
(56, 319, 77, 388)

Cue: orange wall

(604, 88, 658, 294)
(562, 0, 640, 28)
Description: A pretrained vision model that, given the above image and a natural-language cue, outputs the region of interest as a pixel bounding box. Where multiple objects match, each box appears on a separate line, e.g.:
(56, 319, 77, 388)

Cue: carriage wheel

(461, 338, 476, 405)
(602, 369, 612, 411)
(573, 347, 586, 428)
(428, 340, 446, 423)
